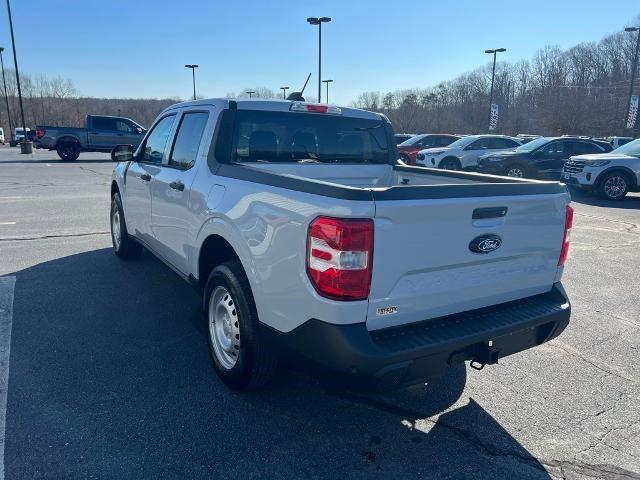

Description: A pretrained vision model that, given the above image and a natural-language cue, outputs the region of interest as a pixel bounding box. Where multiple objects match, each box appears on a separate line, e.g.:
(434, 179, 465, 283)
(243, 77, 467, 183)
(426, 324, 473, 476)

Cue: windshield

(612, 138, 640, 157)
(514, 137, 551, 153)
(233, 110, 392, 164)
(442, 136, 474, 149)
(398, 134, 425, 147)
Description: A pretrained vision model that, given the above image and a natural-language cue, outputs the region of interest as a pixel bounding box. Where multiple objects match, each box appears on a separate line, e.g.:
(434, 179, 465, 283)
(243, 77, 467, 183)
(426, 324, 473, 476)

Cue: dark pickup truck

(34, 115, 146, 161)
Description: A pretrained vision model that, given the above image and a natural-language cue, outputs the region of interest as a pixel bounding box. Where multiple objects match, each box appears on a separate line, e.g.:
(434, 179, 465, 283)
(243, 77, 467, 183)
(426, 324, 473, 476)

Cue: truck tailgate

(367, 193, 568, 330)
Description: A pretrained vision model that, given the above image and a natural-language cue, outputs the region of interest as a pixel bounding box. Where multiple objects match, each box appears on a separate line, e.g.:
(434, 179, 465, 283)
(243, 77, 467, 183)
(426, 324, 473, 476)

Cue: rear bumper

(272, 283, 570, 392)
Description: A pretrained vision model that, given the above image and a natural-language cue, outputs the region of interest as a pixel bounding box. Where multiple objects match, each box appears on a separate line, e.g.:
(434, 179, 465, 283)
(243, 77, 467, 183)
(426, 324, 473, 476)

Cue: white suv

(415, 134, 521, 170)
(563, 139, 640, 200)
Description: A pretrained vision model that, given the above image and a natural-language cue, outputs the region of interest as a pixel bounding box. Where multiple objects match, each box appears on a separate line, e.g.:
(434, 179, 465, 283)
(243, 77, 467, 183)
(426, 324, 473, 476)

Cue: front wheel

(111, 193, 142, 260)
(598, 172, 629, 200)
(205, 261, 278, 391)
(439, 158, 461, 171)
(504, 164, 527, 178)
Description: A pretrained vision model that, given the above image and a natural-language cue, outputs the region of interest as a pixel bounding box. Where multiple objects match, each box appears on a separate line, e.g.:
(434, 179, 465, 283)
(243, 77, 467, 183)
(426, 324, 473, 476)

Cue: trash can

(20, 141, 33, 154)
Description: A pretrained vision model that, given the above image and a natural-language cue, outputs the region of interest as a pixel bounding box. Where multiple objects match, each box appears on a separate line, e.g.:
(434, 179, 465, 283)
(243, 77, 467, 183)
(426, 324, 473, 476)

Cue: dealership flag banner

(627, 95, 639, 129)
(489, 103, 499, 130)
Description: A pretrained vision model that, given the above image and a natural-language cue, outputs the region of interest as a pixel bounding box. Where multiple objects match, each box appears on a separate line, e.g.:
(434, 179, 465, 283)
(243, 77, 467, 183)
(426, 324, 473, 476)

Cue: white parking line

(0, 276, 16, 480)
(0, 223, 16, 226)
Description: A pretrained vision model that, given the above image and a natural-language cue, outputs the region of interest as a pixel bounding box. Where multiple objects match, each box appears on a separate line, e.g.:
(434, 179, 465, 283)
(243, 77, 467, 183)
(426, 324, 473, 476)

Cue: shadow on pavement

(569, 186, 640, 209)
(0, 159, 115, 164)
(4, 248, 551, 479)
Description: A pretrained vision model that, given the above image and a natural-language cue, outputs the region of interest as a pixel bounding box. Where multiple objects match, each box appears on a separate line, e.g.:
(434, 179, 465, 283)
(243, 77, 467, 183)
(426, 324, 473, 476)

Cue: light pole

(0, 47, 13, 142)
(184, 64, 198, 100)
(485, 48, 506, 130)
(6, 0, 29, 153)
(246, 90, 255, 98)
(280, 86, 289, 99)
(624, 27, 640, 130)
(307, 16, 331, 103)
(322, 79, 333, 103)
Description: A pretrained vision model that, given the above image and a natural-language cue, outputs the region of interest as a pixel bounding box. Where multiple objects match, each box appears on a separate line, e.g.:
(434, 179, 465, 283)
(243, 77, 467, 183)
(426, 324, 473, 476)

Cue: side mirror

(111, 144, 134, 162)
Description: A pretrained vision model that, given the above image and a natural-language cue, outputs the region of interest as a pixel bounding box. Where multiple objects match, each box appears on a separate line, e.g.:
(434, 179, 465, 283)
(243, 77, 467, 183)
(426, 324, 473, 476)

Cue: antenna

(286, 73, 312, 102)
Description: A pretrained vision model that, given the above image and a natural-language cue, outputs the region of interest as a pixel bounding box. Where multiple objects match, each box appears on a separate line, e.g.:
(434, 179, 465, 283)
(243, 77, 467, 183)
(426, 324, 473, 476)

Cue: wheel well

(597, 168, 636, 189)
(111, 181, 119, 197)
(198, 235, 240, 290)
(440, 156, 460, 166)
(56, 137, 80, 148)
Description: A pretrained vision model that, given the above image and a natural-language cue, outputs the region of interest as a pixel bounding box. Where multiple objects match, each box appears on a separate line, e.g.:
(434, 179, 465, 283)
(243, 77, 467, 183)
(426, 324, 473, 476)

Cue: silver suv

(563, 139, 640, 200)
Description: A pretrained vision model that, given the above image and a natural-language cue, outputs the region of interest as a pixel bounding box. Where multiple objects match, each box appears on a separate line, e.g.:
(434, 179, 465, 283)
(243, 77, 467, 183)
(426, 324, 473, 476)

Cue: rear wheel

(439, 157, 461, 171)
(205, 261, 278, 391)
(111, 193, 142, 260)
(598, 172, 629, 200)
(56, 142, 80, 161)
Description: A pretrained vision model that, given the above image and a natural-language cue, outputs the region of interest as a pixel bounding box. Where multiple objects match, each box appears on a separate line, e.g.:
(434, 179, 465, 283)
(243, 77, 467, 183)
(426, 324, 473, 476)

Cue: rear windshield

(232, 110, 392, 164)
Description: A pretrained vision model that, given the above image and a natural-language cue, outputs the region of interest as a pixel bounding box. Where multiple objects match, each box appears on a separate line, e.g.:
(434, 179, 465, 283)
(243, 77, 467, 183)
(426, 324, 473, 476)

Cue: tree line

(352, 18, 640, 138)
(0, 70, 178, 134)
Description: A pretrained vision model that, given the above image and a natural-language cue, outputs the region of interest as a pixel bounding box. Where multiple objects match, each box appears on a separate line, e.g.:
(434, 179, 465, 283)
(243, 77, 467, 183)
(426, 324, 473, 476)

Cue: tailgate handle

(473, 207, 508, 220)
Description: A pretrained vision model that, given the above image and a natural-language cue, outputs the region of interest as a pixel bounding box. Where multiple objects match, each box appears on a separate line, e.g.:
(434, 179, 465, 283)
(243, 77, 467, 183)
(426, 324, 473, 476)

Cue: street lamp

(624, 27, 640, 130)
(307, 16, 331, 103)
(322, 79, 333, 103)
(246, 90, 256, 98)
(485, 48, 506, 131)
(184, 64, 198, 101)
(6, 0, 29, 153)
(0, 47, 13, 142)
(280, 86, 289, 99)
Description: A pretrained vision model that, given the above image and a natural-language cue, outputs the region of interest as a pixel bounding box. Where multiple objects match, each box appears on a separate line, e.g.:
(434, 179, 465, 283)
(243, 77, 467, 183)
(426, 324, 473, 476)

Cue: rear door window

(168, 112, 209, 169)
(92, 117, 116, 131)
(571, 141, 603, 155)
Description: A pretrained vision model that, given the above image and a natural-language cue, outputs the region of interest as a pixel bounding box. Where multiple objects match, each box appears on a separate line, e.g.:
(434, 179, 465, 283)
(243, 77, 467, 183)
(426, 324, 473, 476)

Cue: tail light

(36, 128, 45, 138)
(558, 205, 574, 266)
(307, 216, 373, 301)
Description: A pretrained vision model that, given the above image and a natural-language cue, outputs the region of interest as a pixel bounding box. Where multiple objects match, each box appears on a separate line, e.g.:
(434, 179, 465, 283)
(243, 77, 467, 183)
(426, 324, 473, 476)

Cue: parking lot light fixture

(624, 27, 640, 131)
(6, 0, 29, 153)
(184, 64, 198, 101)
(280, 86, 290, 99)
(246, 90, 256, 99)
(0, 47, 13, 141)
(485, 48, 507, 131)
(307, 16, 331, 103)
(322, 79, 333, 103)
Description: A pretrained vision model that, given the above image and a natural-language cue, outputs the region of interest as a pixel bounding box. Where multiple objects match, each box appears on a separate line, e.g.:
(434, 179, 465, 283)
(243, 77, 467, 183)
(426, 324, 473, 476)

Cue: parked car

(477, 136, 612, 179)
(394, 133, 416, 144)
(0, 127, 4, 144)
(517, 134, 541, 144)
(415, 134, 522, 171)
(109, 98, 572, 393)
(563, 138, 640, 200)
(605, 136, 633, 149)
(10, 127, 31, 146)
(34, 114, 146, 161)
(397, 134, 461, 165)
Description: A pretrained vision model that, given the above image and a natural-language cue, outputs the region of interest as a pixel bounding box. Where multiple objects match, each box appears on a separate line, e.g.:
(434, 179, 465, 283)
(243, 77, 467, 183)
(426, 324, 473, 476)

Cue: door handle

(140, 173, 151, 182)
(169, 180, 185, 191)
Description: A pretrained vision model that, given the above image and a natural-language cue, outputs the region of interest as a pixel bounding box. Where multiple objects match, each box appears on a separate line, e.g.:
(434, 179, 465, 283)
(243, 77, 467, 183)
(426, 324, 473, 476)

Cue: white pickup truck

(110, 98, 572, 393)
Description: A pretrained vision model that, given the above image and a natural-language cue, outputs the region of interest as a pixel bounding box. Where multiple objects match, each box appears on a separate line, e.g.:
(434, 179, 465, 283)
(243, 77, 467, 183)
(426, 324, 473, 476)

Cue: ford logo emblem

(469, 234, 502, 254)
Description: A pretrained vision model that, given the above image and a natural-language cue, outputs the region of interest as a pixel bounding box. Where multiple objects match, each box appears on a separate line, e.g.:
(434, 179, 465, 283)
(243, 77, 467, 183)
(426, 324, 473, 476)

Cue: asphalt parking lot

(0, 147, 639, 480)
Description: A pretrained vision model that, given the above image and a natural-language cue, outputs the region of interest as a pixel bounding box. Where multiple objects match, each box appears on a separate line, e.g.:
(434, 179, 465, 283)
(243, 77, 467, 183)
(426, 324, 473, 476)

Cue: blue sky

(2, 0, 639, 104)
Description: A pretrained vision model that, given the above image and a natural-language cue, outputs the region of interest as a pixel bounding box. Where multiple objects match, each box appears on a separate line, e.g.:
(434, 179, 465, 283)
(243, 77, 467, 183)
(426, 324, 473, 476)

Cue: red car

(397, 134, 461, 165)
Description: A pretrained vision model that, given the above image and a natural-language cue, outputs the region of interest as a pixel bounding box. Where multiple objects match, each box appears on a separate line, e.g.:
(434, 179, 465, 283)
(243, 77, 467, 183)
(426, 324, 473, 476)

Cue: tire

(598, 171, 630, 200)
(504, 163, 528, 178)
(56, 142, 80, 161)
(439, 157, 461, 170)
(204, 261, 278, 391)
(110, 193, 142, 260)
(399, 153, 411, 164)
